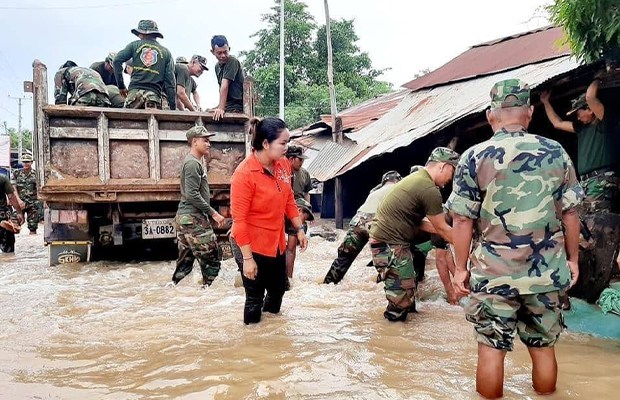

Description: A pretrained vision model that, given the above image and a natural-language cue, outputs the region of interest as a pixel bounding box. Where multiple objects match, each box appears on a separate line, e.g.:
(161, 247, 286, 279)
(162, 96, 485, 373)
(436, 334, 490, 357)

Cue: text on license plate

(142, 219, 176, 239)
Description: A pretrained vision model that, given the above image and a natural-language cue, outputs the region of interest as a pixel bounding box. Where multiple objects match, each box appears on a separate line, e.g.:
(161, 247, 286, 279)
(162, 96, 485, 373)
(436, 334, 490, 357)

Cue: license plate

(142, 219, 176, 239)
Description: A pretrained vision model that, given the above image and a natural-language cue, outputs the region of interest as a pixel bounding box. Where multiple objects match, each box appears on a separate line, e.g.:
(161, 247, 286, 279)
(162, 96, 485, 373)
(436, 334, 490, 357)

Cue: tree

(7, 127, 33, 151)
(242, 0, 392, 128)
(547, 0, 620, 63)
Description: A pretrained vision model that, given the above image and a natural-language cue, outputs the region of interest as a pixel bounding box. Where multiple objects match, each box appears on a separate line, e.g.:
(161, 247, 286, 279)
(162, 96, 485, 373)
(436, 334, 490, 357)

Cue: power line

(0, 104, 18, 118)
(0, 0, 183, 10)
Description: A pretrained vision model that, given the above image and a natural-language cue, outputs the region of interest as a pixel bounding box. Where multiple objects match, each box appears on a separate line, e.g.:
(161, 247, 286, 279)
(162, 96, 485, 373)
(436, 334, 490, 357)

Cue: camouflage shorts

(580, 171, 620, 213)
(124, 89, 162, 109)
(465, 291, 564, 351)
(72, 91, 111, 107)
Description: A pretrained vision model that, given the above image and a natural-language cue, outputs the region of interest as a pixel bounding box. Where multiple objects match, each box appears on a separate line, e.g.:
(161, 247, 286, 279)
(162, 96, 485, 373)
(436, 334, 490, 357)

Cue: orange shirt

(231, 151, 299, 257)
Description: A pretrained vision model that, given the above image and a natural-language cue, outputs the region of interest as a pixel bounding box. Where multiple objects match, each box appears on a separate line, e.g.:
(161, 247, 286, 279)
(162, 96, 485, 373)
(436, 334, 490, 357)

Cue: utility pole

(323, 0, 343, 229)
(279, 0, 285, 119)
(8, 94, 30, 162)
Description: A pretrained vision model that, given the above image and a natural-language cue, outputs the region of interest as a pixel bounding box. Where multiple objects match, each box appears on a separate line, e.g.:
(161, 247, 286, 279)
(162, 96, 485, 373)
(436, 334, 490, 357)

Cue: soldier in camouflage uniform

(171, 126, 226, 287)
(12, 154, 41, 234)
(370, 148, 458, 322)
(323, 171, 402, 284)
(541, 77, 620, 213)
(113, 20, 177, 110)
(448, 79, 583, 399)
(54, 63, 111, 107)
(0, 174, 24, 253)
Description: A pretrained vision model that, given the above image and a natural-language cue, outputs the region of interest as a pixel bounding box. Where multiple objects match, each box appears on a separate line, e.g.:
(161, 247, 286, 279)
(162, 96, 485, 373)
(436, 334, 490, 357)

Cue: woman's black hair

(249, 117, 287, 151)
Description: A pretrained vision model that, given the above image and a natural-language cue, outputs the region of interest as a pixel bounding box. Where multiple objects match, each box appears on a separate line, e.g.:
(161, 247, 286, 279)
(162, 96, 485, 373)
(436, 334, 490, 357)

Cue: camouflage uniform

(447, 79, 584, 350)
(54, 66, 111, 106)
(579, 171, 620, 213)
(0, 175, 16, 253)
(13, 166, 40, 233)
(171, 126, 221, 286)
(125, 89, 162, 109)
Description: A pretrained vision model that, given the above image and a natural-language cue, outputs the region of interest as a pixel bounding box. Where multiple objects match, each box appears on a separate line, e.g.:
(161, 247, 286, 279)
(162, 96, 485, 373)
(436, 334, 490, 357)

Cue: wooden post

(147, 115, 160, 182)
(97, 113, 110, 183)
(32, 60, 49, 187)
(324, 0, 344, 229)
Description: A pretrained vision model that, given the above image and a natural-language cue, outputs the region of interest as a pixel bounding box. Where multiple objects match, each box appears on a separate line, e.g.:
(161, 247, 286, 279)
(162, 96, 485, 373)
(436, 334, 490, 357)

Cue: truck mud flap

(48, 241, 92, 266)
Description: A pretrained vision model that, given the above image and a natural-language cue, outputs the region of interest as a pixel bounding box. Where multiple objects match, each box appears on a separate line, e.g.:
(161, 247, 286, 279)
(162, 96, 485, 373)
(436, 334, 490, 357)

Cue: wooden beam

(50, 126, 97, 139)
(97, 112, 110, 183)
(33, 60, 49, 187)
(148, 115, 161, 182)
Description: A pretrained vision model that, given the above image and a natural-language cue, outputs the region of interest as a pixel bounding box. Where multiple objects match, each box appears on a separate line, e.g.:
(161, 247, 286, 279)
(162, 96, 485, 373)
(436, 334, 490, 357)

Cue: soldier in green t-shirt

(175, 55, 208, 112)
(90, 52, 119, 87)
(171, 126, 226, 288)
(210, 35, 245, 120)
(541, 77, 620, 213)
(113, 20, 177, 110)
(369, 147, 458, 322)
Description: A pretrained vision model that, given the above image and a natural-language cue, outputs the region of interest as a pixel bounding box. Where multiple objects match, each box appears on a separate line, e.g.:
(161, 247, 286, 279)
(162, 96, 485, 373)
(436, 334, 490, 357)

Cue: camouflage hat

(381, 170, 402, 185)
(410, 165, 423, 174)
(191, 54, 209, 71)
(566, 93, 588, 116)
(286, 145, 309, 159)
(176, 56, 189, 64)
(21, 154, 33, 162)
(186, 126, 215, 141)
(490, 79, 530, 109)
(427, 147, 460, 168)
(295, 197, 314, 221)
(131, 20, 163, 39)
(105, 52, 117, 63)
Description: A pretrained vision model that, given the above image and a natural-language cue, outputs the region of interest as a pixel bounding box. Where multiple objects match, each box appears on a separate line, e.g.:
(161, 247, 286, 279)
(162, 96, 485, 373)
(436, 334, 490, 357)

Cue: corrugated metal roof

(402, 26, 570, 91)
(307, 56, 579, 181)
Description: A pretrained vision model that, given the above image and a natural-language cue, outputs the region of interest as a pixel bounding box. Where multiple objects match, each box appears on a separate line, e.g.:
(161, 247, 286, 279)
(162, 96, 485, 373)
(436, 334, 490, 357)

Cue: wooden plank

(97, 113, 110, 183)
(148, 115, 160, 182)
(243, 77, 255, 155)
(109, 129, 148, 140)
(33, 60, 49, 188)
(50, 126, 97, 139)
(159, 129, 245, 142)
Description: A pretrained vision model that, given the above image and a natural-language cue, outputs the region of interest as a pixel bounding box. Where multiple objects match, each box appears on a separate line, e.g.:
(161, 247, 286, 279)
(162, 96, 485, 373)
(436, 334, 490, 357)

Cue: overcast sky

(0, 0, 551, 132)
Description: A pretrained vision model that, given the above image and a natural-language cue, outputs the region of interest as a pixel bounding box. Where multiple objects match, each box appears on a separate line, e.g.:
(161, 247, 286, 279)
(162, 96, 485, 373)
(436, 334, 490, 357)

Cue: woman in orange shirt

(231, 117, 308, 324)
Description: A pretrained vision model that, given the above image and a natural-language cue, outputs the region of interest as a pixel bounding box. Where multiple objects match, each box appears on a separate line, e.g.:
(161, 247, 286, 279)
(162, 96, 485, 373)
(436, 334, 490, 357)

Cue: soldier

(106, 85, 125, 108)
(171, 126, 226, 287)
(54, 63, 111, 107)
(113, 20, 176, 110)
(12, 154, 40, 234)
(210, 35, 245, 120)
(90, 52, 119, 87)
(541, 77, 620, 213)
(0, 174, 24, 253)
(323, 171, 402, 284)
(449, 79, 583, 399)
(370, 148, 458, 321)
(175, 55, 208, 111)
(176, 57, 201, 110)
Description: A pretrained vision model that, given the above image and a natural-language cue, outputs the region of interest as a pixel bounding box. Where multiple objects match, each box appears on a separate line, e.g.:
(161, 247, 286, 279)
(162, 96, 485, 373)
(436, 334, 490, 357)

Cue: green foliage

(241, 0, 392, 129)
(547, 0, 620, 63)
(6, 127, 33, 151)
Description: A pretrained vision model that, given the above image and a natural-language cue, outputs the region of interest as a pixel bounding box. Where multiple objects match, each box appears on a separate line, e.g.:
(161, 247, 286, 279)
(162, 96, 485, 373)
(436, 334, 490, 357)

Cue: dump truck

(28, 60, 254, 265)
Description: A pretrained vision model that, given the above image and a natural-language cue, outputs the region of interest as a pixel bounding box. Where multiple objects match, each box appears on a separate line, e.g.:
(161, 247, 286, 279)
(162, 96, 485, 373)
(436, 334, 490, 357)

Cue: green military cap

(286, 145, 309, 159)
(191, 54, 209, 71)
(427, 147, 460, 168)
(176, 56, 189, 64)
(490, 79, 530, 109)
(381, 170, 402, 185)
(21, 154, 33, 162)
(186, 126, 215, 141)
(295, 197, 314, 221)
(105, 52, 117, 63)
(131, 20, 163, 39)
(410, 165, 423, 174)
(566, 93, 588, 116)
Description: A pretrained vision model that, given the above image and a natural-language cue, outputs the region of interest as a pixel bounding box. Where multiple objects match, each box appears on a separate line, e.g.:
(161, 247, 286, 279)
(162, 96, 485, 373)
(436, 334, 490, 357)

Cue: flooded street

(1, 227, 619, 400)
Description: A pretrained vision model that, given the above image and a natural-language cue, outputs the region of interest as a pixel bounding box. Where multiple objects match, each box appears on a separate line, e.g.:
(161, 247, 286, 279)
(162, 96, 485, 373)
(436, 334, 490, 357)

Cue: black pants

(241, 251, 287, 325)
(0, 210, 15, 253)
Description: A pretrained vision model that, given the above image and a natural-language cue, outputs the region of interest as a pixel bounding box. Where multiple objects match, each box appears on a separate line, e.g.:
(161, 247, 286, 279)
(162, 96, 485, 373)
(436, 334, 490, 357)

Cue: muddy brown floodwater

(0, 227, 619, 400)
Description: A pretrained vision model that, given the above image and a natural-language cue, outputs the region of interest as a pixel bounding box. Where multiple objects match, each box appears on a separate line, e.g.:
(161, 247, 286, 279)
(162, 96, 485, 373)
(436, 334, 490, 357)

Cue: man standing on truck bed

(90, 52, 119, 87)
(211, 35, 245, 121)
(54, 61, 111, 107)
(171, 126, 226, 288)
(113, 20, 177, 110)
(175, 55, 207, 111)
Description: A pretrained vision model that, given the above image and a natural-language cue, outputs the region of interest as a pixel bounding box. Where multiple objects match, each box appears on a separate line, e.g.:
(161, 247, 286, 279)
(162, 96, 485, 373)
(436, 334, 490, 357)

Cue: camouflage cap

(566, 93, 588, 116)
(295, 197, 314, 221)
(131, 20, 163, 39)
(410, 165, 423, 174)
(21, 154, 33, 162)
(490, 79, 530, 109)
(186, 126, 215, 141)
(191, 55, 209, 71)
(105, 52, 117, 63)
(427, 147, 460, 168)
(176, 56, 189, 64)
(286, 145, 309, 159)
(381, 170, 402, 185)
